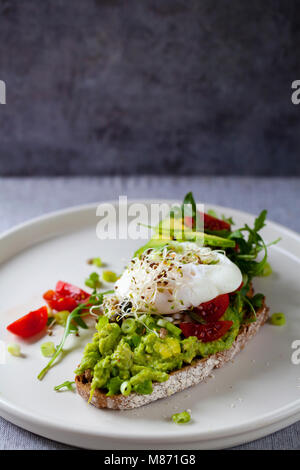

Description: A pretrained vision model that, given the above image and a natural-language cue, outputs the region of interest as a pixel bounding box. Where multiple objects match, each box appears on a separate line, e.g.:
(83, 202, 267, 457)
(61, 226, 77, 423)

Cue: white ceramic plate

(0, 200, 300, 450)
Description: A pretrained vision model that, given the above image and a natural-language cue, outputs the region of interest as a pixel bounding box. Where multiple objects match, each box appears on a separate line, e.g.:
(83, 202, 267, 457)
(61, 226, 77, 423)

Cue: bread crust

(75, 301, 269, 410)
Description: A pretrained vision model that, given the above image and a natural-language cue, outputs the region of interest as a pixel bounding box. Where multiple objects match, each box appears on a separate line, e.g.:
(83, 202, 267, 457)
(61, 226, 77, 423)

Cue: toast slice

(75, 300, 269, 410)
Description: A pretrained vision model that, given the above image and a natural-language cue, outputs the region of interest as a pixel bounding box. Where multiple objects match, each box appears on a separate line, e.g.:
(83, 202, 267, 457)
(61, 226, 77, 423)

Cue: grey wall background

(0, 0, 299, 176)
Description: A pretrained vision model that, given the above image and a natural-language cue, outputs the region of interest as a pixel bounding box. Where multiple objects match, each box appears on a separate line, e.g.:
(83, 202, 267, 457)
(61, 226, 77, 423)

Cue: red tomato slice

(202, 212, 231, 231)
(180, 320, 233, 343)
(7, 306, 48, 338)
(194, 294, 229, 322)
(43, 281, 90, 312)
(185, 212, 231, 232)
(43, 290, 78, 312)
(55, 281, 89, 302)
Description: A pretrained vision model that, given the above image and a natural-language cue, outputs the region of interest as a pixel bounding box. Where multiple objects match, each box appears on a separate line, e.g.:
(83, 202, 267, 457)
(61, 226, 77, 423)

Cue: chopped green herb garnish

(54, 381, 75, 391)
(102, 270, 118, 283)
(41, 341, 56, 357)
(121, 318, 137, 334)
(88, 257, 103, 267)
(92, 257, 102, 267)
(260, 262, 272, 277)
(270, 313, 286, 326)
(7, 343, 21, 357)
(172, 411, 191, 424)
(120, 380, 132, 396)
(85, 272, 102, 289)
(54, 310, 70, 327)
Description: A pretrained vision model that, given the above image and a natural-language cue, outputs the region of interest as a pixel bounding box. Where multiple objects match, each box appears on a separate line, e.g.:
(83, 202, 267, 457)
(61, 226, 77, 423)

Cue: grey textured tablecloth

(0, 176, 299, 450)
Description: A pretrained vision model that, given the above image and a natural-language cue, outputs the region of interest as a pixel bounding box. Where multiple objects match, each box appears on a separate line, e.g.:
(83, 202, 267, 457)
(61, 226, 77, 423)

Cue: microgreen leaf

(226, 209, 280, 282)
(254, 209, 267, 232)
(85, 272, 102, 290)
(182, 192, 197, 230)
(73, 315, 88, 329)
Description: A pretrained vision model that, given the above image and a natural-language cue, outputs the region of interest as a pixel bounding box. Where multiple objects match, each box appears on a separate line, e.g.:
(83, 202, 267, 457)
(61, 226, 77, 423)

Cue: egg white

(115, 245, 242, 314)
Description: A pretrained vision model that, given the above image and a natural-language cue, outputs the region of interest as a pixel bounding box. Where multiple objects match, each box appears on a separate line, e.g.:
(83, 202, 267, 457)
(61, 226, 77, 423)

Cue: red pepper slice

(180, 320, 233, 342)
(43, 281, 90, 312)
(194, 294, 229, 322)
(185, 212, 231, 232)
(7, 306, 48, 338)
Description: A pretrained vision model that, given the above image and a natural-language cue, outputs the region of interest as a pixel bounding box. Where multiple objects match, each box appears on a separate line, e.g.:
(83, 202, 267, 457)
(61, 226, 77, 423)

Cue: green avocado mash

(75, 306, 241, 400)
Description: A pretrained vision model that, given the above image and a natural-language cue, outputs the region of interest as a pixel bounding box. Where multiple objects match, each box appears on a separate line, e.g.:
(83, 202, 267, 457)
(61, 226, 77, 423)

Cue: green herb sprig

(228, 210, 271, 279)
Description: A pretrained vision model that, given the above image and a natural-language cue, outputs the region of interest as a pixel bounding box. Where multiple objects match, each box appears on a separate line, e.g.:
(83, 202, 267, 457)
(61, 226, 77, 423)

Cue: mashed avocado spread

(75, 307, 240, 399)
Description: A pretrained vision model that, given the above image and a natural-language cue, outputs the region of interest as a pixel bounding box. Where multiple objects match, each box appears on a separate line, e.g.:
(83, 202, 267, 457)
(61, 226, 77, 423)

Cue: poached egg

(115, 242, 242, 315)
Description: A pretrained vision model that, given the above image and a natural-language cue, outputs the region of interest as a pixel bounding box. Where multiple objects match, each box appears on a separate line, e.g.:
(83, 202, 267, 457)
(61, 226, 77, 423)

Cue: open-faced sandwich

(75, 193, 270, 409)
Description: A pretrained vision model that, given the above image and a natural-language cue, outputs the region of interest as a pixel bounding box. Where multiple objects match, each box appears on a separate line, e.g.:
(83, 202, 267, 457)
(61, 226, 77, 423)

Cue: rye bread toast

(75, 300, 269, 409)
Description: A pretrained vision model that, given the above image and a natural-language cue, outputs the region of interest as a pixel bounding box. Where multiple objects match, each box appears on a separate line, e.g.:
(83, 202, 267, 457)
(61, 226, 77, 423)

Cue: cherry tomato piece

(185, 212, 231, 232)
(43, 290, 78, 312)
(202, 212, 230, 231)
(43, 281, 90, 312)
(7, 306, 48, 338)
(180, 320, 233, 343)
(55, 281, 89, 302)
(234, 242, 240, 253)
(194, 294, 229, 322)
